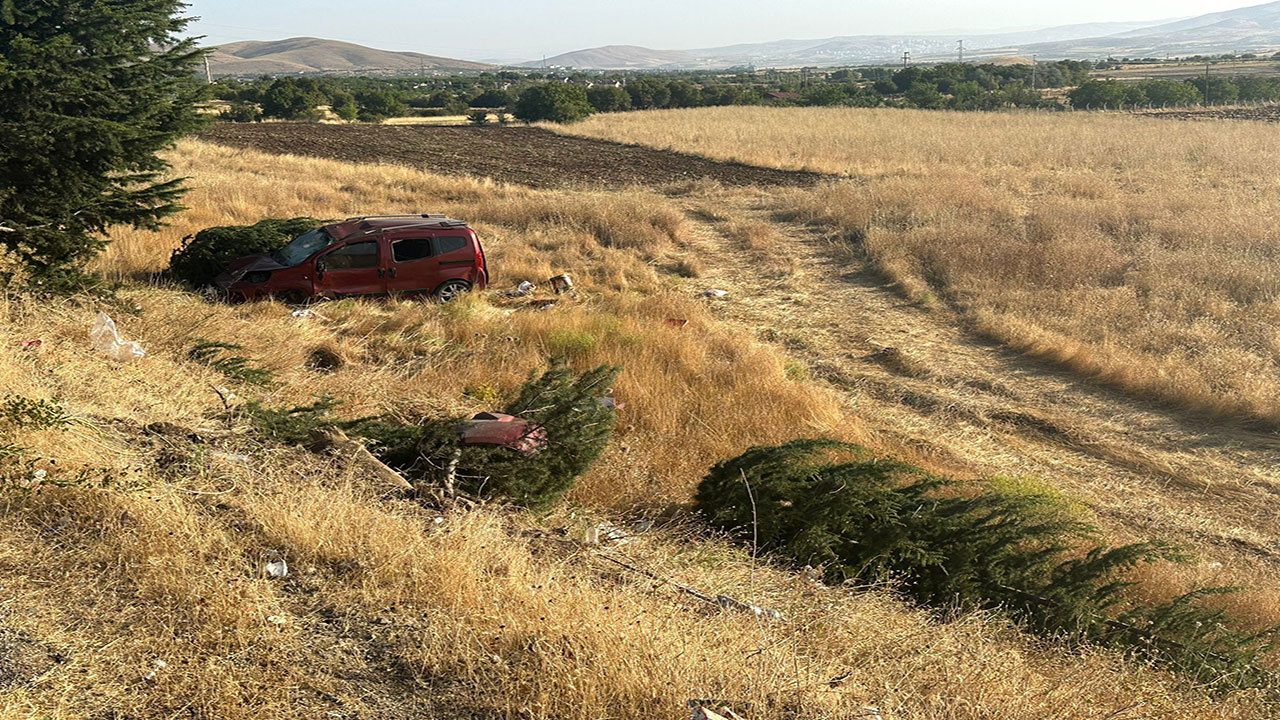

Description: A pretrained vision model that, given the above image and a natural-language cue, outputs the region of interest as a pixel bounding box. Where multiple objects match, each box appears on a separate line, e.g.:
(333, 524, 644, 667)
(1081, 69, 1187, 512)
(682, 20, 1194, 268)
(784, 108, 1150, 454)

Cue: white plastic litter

(265, 558, 288, 579)
(143, 659, 167, 682)
(716, 594, 783, 621)
(291, 309, 318, 318)
(267, 615, 287, 625)
(89, 312, 146, 361)
(211, 451, 250, 465)
(584, 521, 630, 546)
(701, 288, 729, 299)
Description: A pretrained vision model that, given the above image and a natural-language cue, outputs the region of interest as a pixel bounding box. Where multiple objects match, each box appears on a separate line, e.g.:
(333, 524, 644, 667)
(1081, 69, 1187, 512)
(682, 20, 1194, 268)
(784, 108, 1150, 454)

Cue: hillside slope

(1, 140, 1271, 718)
(523, 44, 700, 69)
(208, 37, 494, 76)
(1013, 0, 1280, 57)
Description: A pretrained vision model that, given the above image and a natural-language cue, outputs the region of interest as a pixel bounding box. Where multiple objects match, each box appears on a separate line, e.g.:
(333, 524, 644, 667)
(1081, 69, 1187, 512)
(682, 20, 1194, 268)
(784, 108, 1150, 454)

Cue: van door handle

(378, 268, 386, 278)
(389, 267, 397, 278)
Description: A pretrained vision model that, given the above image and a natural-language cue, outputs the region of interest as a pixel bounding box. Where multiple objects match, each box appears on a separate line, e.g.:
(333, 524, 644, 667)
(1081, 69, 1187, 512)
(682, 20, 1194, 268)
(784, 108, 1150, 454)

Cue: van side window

(325, 241, 379, 269)
(393, 237, 434, 263)
(436, 236, 469, 254)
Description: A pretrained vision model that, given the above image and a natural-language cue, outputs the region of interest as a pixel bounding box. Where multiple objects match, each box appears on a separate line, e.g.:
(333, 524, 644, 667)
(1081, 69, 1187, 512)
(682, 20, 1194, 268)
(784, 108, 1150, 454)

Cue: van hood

(225, 253, 287, 274)
(215, 253, 288, 289)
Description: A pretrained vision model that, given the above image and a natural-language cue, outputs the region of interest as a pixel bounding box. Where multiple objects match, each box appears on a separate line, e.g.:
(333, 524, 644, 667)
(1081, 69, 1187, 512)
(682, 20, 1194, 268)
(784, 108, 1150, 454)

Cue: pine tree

(697, 439, 1278, 688)
(0, 0, 206, 284)
(418, 361, 620, 508)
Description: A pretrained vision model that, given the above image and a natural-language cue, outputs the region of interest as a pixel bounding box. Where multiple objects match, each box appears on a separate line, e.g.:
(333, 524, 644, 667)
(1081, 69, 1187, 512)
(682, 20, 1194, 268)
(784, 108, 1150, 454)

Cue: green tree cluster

(697, 439, 1279, 689)
(169, 217, 320, 288)
(0, 0, 206, 283)
(514, 83, 594, 123)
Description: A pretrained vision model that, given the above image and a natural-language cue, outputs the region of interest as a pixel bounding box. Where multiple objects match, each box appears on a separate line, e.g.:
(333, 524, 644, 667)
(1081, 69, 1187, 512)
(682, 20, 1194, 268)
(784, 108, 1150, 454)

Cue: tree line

(1068, 76, 1280, 109)
(214, 62, 1280, 125)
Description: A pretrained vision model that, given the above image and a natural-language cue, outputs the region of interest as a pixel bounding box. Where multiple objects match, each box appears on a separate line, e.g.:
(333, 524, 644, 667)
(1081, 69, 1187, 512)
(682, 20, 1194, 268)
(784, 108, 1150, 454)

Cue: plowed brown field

(199, 123, 827, 188)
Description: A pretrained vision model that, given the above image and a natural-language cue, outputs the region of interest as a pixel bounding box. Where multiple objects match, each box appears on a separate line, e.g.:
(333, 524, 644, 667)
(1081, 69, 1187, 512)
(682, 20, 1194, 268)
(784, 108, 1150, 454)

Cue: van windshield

(271, 228, 332, 267)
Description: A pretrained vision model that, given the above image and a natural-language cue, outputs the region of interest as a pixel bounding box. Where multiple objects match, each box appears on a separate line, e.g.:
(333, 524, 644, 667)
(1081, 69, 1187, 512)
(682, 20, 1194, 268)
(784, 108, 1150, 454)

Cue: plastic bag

(89, 312, 146, 361)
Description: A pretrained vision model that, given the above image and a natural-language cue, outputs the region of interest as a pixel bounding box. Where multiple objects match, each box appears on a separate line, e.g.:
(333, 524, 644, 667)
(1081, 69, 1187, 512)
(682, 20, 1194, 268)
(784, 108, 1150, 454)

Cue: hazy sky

(185, 0, 1258, 60)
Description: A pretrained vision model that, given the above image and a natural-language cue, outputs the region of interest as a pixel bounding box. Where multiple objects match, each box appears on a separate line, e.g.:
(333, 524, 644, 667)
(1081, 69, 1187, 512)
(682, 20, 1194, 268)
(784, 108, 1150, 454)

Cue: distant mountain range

(525, 1, 1280, 69)
(985, 1, 1280, 60)
(205, 2, 1280, 76)
(207, 37, 494, 77)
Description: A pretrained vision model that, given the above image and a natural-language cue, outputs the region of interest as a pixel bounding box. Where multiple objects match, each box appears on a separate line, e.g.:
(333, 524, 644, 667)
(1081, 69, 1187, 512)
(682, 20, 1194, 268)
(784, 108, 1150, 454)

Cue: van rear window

(437, 236, 469, 254)
(393, 237, 434, 262)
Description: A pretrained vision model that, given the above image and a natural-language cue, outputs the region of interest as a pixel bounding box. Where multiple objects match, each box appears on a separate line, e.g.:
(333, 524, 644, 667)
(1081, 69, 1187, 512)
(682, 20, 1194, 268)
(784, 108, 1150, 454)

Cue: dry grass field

(555, 107, 1280, 426)
(3, 135, 1279, 718)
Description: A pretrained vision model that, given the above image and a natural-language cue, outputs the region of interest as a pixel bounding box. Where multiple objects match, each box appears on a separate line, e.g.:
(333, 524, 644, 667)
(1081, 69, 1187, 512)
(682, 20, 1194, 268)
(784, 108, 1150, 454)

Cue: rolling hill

(207, 37, 494, 76)
(530, 2, 1280, 69)
(1005, 0, 1280, 58)
(520, 44, 700, 70)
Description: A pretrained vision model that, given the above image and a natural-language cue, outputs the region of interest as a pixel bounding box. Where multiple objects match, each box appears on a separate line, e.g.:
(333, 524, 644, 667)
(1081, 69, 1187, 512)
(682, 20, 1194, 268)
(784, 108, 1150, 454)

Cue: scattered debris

(142, 659, 167, 682)
(690, 706, 749, 720)
(701, 288, 728, 299)
(857, 707, 883, 720)
(584, 521, 630, 546)
(20, 339, 41, 351)
(309, 426, 413, 495)
(266, 615, 287, 626)
(528, 299, 557, 311)
(548, 273, 574, 294)
(291, 309, 319, 319)
(264, 554, 288, 579)
(89, 312, 146, 361)
(501, 281, 537, 298)
(715, 594, 783, 622)
(664, 318, 689, 329)
(597, 396, 625, 411)
(460, 412, 548, 454)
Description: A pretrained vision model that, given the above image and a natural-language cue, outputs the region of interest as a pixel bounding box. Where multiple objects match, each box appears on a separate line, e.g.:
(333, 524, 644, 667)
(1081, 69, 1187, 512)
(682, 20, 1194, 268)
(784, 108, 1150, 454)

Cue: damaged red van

(215, 215, 489, 303)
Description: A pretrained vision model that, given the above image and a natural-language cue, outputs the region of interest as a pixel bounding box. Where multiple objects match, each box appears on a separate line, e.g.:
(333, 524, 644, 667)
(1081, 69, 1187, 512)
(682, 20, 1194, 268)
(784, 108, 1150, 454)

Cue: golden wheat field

(1, 137, 1275, 719)
(555, 107, 1280, 424)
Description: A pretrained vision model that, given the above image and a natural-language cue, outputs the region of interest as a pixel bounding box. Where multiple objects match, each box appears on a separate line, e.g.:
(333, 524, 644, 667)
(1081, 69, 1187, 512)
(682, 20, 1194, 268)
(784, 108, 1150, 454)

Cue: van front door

(315, 239, 386, 297)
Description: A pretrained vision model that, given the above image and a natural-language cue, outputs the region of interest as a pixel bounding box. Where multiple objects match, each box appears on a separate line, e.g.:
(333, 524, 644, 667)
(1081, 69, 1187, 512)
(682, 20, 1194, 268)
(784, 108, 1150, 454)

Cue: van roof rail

(345, 213, 449, 221)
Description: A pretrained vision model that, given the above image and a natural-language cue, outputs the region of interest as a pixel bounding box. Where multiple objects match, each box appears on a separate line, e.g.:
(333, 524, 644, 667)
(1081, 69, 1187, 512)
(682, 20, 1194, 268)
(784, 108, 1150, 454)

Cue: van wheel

(433, 280, 471, 303)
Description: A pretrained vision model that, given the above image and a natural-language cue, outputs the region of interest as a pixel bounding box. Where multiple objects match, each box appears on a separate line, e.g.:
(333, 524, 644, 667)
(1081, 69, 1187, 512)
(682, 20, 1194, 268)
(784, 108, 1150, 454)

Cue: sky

(185, 0, 1260, 61)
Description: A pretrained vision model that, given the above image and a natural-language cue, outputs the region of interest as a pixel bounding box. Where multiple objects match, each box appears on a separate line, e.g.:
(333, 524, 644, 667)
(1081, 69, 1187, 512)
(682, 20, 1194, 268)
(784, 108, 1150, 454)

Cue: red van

(215, 215, 489, 303)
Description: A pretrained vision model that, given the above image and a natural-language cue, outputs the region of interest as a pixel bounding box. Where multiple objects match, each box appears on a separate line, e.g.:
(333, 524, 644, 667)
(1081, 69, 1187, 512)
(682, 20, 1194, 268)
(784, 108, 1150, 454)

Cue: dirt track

(199, 123, 828, 189)
(672, 192, 1280, 588)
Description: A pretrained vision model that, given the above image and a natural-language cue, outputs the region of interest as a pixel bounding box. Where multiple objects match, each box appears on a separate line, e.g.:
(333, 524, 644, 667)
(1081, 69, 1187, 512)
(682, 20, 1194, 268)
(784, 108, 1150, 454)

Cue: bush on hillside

(222, 102, 263, 123)
(169, 217, 320, 288)
(696, 439, 1279, 689)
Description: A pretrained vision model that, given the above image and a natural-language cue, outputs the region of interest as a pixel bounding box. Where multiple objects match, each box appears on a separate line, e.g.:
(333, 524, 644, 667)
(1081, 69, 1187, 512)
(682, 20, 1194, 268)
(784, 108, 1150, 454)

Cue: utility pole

(1204, 61, 1211, 105)
(203, 54, 212, 84)
(1031, 54, 1037, 91)
(957, 40, 964, 64)
(902, 50, 910, 69)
